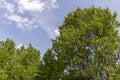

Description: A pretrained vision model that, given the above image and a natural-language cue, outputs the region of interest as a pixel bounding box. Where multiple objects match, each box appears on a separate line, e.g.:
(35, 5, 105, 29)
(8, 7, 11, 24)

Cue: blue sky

(0, 0, 120, 56)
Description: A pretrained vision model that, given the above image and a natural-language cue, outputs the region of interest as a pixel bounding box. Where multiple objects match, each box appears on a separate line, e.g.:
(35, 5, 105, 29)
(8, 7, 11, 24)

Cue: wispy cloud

(0, 0, 15, 13)
(4, 14, 37, 30)
(0, 0, 58, 37)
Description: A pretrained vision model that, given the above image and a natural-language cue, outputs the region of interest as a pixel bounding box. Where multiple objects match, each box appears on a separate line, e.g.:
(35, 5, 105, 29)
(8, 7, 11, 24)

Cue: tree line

(0, 7, 120, 80)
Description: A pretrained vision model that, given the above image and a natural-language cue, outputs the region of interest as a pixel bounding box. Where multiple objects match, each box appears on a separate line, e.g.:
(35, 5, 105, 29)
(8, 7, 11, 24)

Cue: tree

(35, 49, 58, 80)
(16, 44, 40, 80)
(52, 7, 120, 80)
(0, 39, 41, 80)
(0, 39, 16, 80)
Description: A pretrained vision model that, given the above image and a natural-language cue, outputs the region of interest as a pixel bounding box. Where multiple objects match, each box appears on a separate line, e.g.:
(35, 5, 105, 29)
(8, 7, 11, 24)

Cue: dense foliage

(0, 39, 40, 80)
(1, 7, 120, 80)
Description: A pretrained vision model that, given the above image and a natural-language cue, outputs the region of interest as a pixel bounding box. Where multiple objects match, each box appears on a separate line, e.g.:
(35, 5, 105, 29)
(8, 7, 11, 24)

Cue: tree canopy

(48, 7, 120, 80)
(0, 39, 40, 80)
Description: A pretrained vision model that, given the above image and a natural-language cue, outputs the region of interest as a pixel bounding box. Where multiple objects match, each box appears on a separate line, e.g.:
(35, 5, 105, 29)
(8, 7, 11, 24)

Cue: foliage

(51, 7, 120, 80)
(0, 39, 40, 80)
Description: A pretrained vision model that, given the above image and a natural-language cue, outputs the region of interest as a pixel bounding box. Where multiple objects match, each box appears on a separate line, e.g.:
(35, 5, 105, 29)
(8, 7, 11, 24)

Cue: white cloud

(4, 14, 37, 30)
(16, 44, 24, 49)
(16, 44, 28, 49)
(0, 0, 15, 13)
(51, 0, 58, 8)
(17, 0, 46, 13)
(6, 14, 24, 22)
(0, 0, 58, 37)
(54, 29, 59, 36)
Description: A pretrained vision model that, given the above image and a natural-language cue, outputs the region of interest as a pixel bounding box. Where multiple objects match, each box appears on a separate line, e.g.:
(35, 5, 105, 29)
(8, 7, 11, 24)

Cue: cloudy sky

(0, 0, 120, 55)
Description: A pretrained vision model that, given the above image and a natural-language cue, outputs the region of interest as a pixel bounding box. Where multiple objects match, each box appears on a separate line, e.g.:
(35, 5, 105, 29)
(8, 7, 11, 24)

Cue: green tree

(42, 49, 56, 80)
(35, 49, 58, 80)
(0, 39, 41, 80)
(52, 7, 120, 80)
(0, 39, 16, 80)
(13, 44, 40, 80)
